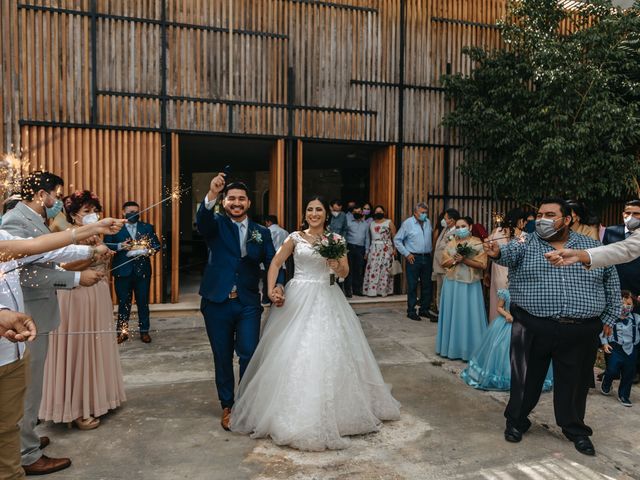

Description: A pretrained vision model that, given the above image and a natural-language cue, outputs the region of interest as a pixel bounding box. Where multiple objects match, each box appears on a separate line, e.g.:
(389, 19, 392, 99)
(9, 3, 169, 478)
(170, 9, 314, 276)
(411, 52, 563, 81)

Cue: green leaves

(443, 0, 640, 207)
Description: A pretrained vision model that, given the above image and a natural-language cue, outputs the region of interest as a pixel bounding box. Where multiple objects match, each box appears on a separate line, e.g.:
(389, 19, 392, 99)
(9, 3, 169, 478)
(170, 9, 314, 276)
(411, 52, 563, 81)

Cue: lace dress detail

(231, 231, 400, 451)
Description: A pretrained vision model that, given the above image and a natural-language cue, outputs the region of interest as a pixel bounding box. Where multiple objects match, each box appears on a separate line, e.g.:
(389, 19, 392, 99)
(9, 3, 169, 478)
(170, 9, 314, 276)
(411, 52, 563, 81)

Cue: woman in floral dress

(363, 205, 397, 297)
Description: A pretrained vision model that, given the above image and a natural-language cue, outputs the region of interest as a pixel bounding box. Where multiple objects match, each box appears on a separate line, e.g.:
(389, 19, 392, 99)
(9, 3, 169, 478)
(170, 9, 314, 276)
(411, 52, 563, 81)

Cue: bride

(230, 196, 400, 451)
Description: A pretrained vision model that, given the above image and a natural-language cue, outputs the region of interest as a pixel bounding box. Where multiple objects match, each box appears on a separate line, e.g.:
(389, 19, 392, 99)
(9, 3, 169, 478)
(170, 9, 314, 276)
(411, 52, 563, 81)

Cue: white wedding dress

(230, 232, 400, 451)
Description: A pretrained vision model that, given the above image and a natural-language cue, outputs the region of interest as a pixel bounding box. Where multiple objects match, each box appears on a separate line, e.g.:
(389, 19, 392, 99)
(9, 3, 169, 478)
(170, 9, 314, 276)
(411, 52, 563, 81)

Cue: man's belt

(512, 304, 599, 325)
(410, 252, 431, 256)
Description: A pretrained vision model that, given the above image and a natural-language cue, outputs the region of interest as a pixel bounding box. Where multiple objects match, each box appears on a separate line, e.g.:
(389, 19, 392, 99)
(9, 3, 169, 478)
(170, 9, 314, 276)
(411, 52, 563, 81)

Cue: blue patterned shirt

(495, 231, 621, 327)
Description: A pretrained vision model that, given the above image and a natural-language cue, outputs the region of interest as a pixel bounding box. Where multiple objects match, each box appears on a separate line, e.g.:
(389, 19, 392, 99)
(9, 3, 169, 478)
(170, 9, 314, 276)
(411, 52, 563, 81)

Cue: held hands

(602, 324, 613, 338)
(602, 343, 613, 354)
(0, 310, 36, 342)
(269, 285, 285, 307)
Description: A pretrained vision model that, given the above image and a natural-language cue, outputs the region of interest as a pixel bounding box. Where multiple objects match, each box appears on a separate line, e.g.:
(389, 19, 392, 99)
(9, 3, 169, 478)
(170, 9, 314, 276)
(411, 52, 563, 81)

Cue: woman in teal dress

(436, 217, 488, 361)
(461, 288, 553, 391)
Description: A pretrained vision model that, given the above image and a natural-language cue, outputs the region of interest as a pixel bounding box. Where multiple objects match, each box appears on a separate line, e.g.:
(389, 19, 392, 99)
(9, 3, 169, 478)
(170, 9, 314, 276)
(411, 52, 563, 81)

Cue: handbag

(391, 258, 403, 276)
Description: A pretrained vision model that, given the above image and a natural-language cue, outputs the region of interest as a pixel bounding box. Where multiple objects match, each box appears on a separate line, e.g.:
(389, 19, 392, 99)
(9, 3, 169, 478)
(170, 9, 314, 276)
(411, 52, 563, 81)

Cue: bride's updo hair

(301, 195, 331, 230)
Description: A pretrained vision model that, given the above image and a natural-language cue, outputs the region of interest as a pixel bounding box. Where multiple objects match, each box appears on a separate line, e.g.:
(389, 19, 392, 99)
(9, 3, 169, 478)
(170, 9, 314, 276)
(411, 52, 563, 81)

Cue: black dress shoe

(573, 436, 595, 456)
(504, 426, 523, 443)
(407, 312, 421, 321)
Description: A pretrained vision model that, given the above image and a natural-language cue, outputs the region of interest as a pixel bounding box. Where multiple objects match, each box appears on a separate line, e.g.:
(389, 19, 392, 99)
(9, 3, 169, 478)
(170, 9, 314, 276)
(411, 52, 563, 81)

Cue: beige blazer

(588, 229, 640, 268)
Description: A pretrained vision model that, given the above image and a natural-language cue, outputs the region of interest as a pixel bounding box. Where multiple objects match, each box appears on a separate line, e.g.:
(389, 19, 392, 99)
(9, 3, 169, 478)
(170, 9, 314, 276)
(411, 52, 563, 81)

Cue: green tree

(442, 0, 640, 206)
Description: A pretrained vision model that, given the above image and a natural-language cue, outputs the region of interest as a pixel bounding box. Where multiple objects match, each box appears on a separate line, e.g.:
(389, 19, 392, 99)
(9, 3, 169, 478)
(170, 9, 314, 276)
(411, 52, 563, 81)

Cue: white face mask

(441, 218, 447, 228)
(624, 215, 640, 231)
(82, 213, 99, 225)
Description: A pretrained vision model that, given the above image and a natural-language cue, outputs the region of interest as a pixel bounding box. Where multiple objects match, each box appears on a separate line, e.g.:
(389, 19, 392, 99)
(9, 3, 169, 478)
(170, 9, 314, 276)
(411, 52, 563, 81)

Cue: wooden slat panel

(171, 132, 180, 303)
(19, 125, 164, 303)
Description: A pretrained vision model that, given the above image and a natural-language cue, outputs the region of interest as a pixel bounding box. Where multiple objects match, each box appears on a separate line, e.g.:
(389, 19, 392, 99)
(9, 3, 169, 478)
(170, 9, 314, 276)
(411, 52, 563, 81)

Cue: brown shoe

(23, 455, 71, 476)
(140, 333, 152, 343)
(39, 437, 49, 449)
(220, 407, 232, 431)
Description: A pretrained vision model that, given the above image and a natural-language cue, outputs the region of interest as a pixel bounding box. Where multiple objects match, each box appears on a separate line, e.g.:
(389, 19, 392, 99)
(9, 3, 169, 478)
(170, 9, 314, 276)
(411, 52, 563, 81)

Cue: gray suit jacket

(1, 202, 76, 331)
(588, 229, 640, 269)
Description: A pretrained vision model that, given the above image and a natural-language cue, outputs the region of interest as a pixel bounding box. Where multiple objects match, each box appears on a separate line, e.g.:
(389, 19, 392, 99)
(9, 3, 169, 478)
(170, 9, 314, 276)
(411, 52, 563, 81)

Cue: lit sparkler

(134, 185, 189, 218)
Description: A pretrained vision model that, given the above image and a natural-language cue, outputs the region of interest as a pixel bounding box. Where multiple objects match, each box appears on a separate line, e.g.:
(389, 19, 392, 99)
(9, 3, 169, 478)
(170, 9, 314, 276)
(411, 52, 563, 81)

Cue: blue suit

(105, 221, 161, 334)
(197, 201, 284, 408)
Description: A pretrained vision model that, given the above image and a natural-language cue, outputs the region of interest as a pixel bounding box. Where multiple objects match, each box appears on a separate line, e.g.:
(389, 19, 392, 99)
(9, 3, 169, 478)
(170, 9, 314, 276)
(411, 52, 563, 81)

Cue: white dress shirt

(0, 231, 92, 367)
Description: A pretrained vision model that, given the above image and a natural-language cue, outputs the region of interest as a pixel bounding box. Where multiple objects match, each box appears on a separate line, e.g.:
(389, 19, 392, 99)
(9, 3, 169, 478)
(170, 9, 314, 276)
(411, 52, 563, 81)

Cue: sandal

(68, 416, 100, 430)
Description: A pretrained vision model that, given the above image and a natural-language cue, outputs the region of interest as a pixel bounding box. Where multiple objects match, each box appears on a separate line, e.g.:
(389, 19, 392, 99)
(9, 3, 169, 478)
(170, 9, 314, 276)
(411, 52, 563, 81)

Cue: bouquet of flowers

(314, 232, 348, 285)
(456, 242, 477, 258)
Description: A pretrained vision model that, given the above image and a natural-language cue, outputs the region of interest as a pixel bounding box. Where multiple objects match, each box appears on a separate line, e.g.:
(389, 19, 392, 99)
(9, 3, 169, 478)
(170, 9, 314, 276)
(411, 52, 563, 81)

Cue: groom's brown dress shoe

(23, 455, 71, 476)
(221, 408, 232, 431)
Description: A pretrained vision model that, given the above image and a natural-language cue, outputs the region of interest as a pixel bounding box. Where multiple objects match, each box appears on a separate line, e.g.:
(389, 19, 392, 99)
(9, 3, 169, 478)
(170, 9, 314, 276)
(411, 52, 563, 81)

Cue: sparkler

(134, 185, 189, 218)
(0, 256, 45, 279)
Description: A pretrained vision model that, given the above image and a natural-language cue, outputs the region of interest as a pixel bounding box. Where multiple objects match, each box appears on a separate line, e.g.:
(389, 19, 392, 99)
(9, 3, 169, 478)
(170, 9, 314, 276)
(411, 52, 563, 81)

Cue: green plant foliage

(442, 0, 640, 206)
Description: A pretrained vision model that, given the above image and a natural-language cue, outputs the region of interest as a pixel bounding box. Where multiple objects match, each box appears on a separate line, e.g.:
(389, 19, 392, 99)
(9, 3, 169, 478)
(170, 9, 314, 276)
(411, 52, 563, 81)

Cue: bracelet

(71, 229, 77, 245)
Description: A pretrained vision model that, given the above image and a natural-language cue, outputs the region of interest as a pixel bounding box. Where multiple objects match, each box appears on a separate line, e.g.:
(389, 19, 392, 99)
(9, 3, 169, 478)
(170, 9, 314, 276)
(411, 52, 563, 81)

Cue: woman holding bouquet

(436, 217, 488, 361)
(231, 196, 400, 451)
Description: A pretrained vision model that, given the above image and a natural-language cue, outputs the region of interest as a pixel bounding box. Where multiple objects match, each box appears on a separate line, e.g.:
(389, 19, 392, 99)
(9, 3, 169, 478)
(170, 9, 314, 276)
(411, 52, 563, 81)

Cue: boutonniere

(248, 229, 263, 244)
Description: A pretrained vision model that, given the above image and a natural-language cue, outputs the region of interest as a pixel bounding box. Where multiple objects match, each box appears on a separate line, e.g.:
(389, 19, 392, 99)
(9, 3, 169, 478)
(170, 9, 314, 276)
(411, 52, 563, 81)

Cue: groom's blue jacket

(196, 200, 284, 306)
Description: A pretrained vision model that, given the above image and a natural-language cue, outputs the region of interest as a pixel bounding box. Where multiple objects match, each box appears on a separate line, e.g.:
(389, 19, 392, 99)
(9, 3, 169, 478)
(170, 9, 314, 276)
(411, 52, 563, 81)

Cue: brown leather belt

(228, 291, 238, 299)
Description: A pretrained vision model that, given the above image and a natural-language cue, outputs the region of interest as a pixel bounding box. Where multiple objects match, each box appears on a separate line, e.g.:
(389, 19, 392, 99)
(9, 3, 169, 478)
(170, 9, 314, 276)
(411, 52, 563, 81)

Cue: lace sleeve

(288, 231, 302, 244)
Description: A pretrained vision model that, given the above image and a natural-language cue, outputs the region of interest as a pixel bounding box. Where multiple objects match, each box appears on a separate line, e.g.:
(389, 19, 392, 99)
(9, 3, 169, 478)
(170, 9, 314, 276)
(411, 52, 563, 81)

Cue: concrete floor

(38, 305, 639, 480)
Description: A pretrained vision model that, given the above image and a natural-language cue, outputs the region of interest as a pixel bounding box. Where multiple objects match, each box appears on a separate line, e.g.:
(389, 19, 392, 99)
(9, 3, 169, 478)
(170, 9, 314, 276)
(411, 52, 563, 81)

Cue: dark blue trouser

(114, 273, 151, 333)
(201, 298, 262, 409)
(405, 253, 433, 315)
(602, 343, 638, 399)
(345, 244, 366, 295)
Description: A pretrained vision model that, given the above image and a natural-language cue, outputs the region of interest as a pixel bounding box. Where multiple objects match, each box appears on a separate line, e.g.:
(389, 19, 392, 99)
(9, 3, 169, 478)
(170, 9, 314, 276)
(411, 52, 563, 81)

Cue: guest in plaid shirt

(485, 197, 621, 457)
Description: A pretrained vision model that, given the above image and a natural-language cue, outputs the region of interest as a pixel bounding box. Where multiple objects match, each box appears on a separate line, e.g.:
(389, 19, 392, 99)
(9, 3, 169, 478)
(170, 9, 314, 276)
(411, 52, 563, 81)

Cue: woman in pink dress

(363, 205, 397, 297)
(485, 209, 527, 321)
(40, 191, 126, 430)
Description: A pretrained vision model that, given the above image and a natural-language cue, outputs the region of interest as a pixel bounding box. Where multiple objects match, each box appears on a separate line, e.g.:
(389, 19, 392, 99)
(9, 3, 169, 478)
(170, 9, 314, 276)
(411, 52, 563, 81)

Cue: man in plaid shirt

(485, 198, 620, 457)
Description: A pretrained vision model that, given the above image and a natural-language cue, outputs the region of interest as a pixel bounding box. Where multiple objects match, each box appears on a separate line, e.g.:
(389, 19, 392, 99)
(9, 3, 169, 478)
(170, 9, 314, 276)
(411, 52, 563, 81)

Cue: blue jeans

(405, 253, 433, 315)
(201, 298, 262, 408)
(602, 343, 638, 399)
(114, 274, 151, 333)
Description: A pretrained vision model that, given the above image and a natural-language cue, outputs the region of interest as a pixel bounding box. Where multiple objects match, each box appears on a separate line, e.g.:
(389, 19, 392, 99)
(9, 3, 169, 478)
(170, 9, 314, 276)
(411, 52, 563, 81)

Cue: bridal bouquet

(455, 242, 477, 258)
(314, 232, 347, 285)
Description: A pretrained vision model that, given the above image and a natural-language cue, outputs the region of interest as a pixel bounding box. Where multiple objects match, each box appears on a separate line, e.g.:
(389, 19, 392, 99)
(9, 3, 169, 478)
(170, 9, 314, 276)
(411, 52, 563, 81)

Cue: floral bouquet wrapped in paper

(314, 231, 348, 285)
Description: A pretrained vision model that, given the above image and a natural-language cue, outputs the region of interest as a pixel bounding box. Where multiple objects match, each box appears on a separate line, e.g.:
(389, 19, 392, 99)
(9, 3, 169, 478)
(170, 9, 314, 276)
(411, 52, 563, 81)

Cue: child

(461, 288, 553, 391)
(600, 290, 640, 407)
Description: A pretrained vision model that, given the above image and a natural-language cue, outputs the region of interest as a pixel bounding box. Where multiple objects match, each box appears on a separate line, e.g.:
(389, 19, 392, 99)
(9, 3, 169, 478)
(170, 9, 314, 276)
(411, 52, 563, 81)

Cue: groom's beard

(225, 205, 248, 219)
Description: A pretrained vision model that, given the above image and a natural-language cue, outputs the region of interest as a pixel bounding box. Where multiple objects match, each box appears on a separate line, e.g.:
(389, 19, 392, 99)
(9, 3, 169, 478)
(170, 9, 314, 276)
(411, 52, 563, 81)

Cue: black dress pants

(345, 244, 366, 295)
(505, 305, 602, 439)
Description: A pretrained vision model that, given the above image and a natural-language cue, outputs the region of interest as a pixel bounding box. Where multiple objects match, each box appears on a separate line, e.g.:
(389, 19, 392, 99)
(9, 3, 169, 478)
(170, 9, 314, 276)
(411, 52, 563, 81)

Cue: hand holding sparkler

(82, 218, 125, 237)
(483, 239, 502, 258)
(544, 248, 590, 267)
(208, 172, 227, 200)
(0, 310, 36, 342)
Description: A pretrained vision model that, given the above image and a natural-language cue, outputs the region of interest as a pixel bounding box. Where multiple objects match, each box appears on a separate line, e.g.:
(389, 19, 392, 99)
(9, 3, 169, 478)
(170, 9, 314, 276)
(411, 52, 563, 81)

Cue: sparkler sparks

(134, 185, 190, 218)
(0, 148, 29, 197)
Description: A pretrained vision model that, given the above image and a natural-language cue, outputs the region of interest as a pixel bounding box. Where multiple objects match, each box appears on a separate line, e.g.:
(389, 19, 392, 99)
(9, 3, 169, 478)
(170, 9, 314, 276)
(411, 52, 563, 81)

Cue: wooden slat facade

(19, 125, 164, 303)
(2, 0, 616, 302)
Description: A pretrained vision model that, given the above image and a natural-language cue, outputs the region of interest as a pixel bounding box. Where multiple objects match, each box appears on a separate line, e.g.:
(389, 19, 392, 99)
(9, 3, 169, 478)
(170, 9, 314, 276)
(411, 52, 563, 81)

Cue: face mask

(331, 211, 340, 217)
(363, 209, 371, 216)
(45, 198, 63, 219)
(373, 212, 384, 220)
(524, 220, 536, 233)
(440, 218, 447, 228)
(621, 304, 634, 318)
(456, 227, 471, 238)
(352, 213, 363, 220)
(624, 215, 640, 231)
(125, 212, 140, 224)
(535, 218, 561, 240)
(82, 213, 99, 225)
(418, 213, 428, 222)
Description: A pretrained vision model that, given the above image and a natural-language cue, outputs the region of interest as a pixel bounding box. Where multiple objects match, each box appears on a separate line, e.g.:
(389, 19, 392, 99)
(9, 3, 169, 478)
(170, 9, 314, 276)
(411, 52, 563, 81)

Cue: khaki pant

(0, 352, 29, 480)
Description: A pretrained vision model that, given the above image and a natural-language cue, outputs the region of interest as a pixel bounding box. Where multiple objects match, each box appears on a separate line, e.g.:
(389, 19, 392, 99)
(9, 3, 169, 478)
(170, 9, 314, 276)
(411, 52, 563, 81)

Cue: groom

(197, 173, 284, 430)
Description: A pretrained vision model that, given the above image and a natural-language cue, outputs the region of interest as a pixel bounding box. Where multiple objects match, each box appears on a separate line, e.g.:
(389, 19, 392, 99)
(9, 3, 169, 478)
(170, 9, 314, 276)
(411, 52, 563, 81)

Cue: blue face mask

(45, 198, 64, 219)
(418, 213, 428, 222)
(456, 227, 471, 238)
(524, 220, 536, 234)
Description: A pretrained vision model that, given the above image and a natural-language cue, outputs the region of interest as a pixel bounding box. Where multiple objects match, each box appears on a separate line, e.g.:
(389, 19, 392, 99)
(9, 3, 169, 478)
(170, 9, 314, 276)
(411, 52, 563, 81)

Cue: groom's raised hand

(208, 172, 227, 200)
